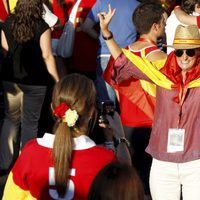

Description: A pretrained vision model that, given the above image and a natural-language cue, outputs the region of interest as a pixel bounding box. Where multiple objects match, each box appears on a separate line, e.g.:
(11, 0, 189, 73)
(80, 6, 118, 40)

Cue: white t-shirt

(43, 4, 58, 28)
(165, 11, 186, 54)
(166, 11, 200, 54)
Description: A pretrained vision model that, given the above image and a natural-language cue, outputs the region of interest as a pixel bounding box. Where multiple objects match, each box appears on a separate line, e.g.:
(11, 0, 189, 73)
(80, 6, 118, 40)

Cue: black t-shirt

(1, 14, 53, 86)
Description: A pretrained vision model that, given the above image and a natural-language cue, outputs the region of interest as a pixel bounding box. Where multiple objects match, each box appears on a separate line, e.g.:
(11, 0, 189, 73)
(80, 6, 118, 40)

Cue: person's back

(2, 14, 53, 85)
(68, 0, 99, 81)
(2, 133, 115, 199)
(2, 73, 116, 200)
(0, 0, 59, 174)
(83, 0, 140, 104)
(88, 0, 140, 55)
(118, 2, 167, 127)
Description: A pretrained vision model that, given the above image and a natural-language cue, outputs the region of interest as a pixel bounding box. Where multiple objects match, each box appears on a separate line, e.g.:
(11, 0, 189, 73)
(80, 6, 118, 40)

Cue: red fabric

(119, 92, 154, 127)
(69, 0, 98, 71)
(52, 0, 74, 38)
(197, 16, 200, 29)
(161, 51, 200, 103)
(11, 138, 115, 199)
(166, 0, 177, 14)
(103, 51, 156, 127)
(131, 45, 159, 57)
(0, 0, 8, 21)
(53, 102, 69, 118)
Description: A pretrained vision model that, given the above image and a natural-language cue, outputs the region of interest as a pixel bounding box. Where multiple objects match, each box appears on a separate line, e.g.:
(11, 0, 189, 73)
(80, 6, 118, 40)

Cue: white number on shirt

(49, 167, 75, 199)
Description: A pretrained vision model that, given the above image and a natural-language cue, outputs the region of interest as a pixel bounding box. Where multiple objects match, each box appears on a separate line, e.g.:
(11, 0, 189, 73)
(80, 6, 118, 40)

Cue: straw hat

(166, 25, 200, 49)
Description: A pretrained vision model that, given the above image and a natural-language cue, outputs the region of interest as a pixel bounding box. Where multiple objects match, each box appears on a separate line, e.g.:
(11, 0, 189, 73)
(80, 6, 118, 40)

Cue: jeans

(95, 55, 116, 107)
(150, 158, 200, 200)
(0, 81, 47, 169)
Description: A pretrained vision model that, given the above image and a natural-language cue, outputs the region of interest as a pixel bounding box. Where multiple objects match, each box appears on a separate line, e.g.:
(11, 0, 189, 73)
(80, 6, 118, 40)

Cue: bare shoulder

(147, 50, 167, 62)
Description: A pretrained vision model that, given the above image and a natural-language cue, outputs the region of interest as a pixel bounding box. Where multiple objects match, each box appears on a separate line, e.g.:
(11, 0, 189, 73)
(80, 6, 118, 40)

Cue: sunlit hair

(88, 161, 144, 200)
(12, 0, 43, 44)
(51, 73, 97, 197)
(133, 3, 167, 35)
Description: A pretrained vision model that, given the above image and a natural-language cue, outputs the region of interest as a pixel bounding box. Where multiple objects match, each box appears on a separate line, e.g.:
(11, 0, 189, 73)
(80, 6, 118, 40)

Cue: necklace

(138, 37, 156, 45)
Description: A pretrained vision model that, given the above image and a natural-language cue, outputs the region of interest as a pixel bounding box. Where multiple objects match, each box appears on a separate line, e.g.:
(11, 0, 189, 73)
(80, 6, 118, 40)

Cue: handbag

(56, 0, 81, 58)
(56, 20, 75, 58)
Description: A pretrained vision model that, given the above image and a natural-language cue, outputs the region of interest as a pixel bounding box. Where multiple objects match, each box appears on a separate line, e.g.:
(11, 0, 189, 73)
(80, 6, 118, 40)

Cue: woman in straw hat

(98, 4, 200, 200)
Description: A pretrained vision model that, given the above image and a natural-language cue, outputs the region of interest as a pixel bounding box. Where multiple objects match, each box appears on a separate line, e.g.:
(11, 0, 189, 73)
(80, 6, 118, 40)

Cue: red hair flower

(53, 102, 79, 127)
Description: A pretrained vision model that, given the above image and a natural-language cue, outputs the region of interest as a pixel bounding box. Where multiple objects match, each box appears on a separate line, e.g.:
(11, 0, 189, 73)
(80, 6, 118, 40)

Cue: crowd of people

(2, 0, 200, 199)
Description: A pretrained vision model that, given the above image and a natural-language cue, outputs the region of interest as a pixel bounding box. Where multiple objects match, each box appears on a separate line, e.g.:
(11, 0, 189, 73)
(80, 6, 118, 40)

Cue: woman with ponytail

(2, 73, 131, 199)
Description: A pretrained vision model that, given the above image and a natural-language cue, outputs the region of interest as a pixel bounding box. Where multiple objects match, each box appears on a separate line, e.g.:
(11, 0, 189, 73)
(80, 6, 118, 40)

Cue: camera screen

(101, 101, 115, 116)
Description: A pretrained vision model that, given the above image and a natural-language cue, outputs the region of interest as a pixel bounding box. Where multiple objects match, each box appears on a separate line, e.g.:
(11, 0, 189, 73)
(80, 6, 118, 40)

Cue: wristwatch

(114, 137, 130, 148)
(102, 31, 113, 40)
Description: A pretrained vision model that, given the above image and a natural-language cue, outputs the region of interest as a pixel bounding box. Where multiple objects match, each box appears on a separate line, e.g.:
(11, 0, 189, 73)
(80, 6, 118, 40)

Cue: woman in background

(0, 0, 59, 173)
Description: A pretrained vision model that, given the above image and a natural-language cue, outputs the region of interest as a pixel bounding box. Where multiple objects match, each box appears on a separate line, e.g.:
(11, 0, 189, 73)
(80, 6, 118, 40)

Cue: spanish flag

(103, 48, 200, 126)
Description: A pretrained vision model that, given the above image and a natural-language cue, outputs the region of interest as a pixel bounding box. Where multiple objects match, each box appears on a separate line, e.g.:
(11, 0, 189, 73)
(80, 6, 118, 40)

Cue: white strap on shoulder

(69, 0, 82, 25)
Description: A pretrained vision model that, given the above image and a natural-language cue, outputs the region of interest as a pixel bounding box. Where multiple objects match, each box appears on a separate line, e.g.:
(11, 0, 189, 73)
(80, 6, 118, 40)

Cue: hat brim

(163, 44, 200, 49)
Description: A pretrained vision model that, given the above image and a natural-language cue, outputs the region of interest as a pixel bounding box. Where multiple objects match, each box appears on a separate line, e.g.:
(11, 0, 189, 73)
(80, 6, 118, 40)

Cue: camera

(100, 100, 115, 116)
(99, 101, 115, 124)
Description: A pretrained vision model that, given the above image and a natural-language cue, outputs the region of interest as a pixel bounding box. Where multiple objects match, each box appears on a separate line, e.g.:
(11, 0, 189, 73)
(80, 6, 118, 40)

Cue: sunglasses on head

(174, 49, 196, 57)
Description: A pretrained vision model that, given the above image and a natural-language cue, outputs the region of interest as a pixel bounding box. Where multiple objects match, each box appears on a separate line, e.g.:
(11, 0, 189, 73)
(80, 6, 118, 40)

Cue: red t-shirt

(52, 0, 74, 38)
(3, 134, 115, 199)
(69, 0, 99, 71)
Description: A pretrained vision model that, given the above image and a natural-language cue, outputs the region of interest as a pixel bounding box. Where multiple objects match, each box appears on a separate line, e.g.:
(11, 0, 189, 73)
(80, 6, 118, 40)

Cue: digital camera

(100, 100, 115, 116)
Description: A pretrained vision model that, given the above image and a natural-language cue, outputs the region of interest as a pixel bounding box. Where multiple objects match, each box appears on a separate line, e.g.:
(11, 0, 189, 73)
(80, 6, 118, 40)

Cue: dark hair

(88, 162, 144, 200)
(181, 0, 200, 14)
(12, 0, 43, 44)
(133, 3, 166, 35)
(51, 73, 97, 197)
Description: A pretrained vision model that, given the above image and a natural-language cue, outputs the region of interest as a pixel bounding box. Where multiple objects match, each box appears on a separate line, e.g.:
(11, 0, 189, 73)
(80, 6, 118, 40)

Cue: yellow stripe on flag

(122, 48, 173, 90)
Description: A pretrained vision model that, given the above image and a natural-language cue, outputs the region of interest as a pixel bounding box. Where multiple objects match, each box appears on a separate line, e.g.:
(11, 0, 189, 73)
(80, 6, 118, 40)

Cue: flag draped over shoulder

(103, 49, 166, 126)
(103, 48, 200, 125)
(122, 49, 173, 89)
(121, 48, 200, 90)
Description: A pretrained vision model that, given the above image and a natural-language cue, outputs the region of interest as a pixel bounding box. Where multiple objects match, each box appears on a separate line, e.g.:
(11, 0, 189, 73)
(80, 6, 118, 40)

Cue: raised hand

(97, 4, 116, 32)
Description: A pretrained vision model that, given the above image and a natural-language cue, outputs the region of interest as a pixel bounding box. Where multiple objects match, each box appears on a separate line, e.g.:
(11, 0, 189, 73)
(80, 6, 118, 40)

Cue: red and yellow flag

(104, 48, 200, 126)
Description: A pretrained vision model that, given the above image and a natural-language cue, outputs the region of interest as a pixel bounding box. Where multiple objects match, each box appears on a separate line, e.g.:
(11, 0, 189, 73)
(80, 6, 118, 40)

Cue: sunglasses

(174, 49, 196, 57)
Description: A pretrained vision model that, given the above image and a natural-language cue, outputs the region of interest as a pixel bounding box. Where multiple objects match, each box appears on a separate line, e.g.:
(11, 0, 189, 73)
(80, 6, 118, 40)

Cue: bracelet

(114, 137, 130, 148)
(102, 31, 113, 40)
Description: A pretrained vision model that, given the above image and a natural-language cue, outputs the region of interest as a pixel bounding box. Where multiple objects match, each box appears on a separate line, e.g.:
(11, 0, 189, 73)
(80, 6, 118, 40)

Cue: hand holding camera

(99, 100, 115, 124)
(99, 101, 124, 138)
